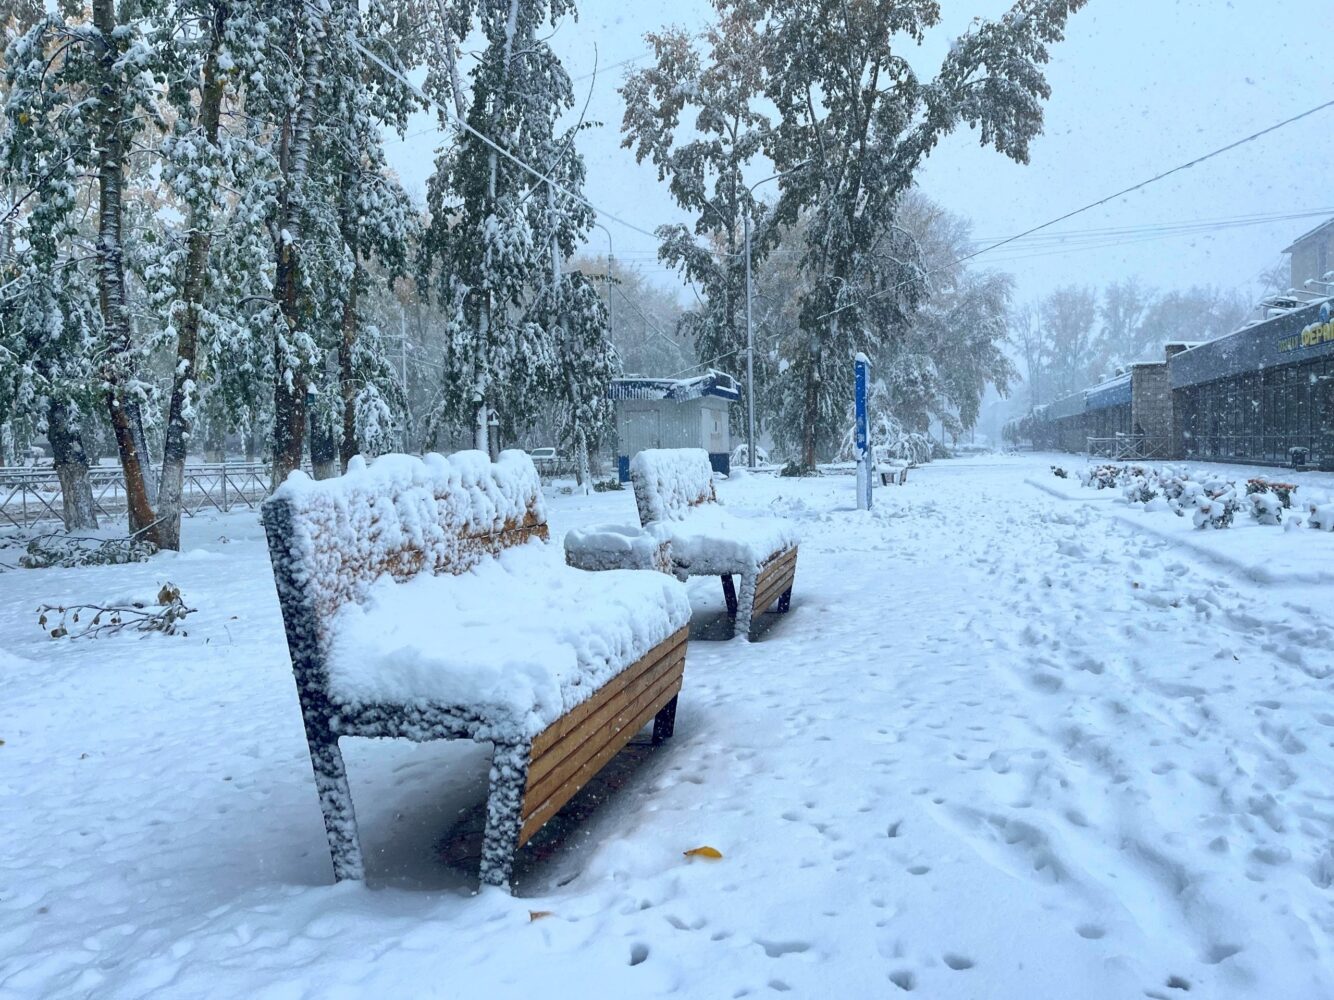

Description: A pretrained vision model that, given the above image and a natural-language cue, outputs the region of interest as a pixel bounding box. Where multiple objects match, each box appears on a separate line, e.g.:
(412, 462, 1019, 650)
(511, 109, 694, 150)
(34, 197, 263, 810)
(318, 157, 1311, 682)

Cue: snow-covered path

(2, 456, 1331, 998)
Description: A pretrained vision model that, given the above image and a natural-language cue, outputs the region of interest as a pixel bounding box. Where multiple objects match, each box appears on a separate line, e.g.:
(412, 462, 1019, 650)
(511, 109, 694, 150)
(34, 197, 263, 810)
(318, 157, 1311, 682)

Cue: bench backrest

(630, 448, 718, 525)
(262, 451, 548, 693)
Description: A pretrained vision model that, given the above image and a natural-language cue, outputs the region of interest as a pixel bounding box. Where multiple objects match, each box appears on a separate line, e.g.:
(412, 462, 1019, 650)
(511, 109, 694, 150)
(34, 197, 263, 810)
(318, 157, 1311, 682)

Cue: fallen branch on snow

(38, 583, 195, 639)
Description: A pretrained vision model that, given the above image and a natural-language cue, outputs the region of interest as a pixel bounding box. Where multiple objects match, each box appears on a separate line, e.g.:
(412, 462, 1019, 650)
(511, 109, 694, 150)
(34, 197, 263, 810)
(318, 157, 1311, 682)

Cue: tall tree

(751, 0, 1087, 465)
(421, 0, 603, 453)
(621, 4, 771, 421)
(1040, 284, 1098, 397)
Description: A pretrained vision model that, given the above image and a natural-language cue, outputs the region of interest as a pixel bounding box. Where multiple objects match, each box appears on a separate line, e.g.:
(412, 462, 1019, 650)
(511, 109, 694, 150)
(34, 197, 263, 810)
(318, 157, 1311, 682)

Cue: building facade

(609, 371, 739, 481)
(1284, 220, 1334, 293)
(1021, 300, 1334, 470)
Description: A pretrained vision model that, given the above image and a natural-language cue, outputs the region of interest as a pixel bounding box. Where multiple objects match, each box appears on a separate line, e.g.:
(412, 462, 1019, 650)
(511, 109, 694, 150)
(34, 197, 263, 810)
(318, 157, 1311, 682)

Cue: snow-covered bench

(262, 451, 690, 891)
(630, 448, 798, 640)
(873, 447, 910, 485)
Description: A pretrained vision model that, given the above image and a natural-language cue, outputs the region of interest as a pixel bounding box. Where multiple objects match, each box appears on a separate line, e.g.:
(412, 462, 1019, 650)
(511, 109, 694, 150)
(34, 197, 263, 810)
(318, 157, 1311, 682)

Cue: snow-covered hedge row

(1060, 463, 1334, 532)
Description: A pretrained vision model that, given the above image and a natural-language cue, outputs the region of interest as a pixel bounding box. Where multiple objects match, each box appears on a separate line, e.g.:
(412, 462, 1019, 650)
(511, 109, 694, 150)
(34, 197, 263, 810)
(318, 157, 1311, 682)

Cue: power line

(817, 96, 1334, 322)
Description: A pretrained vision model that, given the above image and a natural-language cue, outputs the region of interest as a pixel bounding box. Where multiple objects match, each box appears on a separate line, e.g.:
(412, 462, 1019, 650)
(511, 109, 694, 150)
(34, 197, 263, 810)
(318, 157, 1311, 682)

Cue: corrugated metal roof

(609, 369, 741, 402)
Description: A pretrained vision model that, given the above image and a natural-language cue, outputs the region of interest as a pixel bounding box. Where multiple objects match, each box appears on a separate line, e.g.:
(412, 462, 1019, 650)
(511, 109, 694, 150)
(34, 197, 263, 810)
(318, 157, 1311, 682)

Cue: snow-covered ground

(3, 453, 1332, 999)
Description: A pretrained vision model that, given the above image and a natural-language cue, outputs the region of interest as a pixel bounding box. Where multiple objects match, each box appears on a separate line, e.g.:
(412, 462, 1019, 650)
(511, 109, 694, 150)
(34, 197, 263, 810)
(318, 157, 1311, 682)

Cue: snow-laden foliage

(420, 0, 610, 457)
(621, 4, 771, 409)
(746, 0, 1086, 464)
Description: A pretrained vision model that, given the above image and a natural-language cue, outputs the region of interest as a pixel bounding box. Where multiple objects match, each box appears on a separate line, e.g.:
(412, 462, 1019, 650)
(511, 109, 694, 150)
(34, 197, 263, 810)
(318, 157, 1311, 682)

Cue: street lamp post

(743, 161, 809, 469)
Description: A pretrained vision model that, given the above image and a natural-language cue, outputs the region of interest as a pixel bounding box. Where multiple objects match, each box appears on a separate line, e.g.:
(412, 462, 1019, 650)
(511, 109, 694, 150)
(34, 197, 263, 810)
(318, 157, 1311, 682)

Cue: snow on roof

(609, 369, 741, 403)
(1282, 216, 1334, 254)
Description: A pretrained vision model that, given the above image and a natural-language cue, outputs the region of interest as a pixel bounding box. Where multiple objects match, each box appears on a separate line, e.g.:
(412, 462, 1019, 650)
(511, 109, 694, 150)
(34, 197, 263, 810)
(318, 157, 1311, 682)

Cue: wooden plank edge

(520, 669, 683, 835)
(527, 643, 686, 788)
(519, 676, 682, 845)
(531, 627, 687, 756)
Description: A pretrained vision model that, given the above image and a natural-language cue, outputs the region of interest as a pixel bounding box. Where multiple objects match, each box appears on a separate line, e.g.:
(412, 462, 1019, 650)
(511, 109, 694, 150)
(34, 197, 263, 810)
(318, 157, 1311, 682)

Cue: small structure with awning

(609, 370, 740, 481)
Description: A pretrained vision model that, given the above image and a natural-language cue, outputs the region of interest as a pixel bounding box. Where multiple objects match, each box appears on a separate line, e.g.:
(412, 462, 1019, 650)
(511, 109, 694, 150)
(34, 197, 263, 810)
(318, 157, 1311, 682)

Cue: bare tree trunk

(156, 7, 226, 551)
(47, 400, 98, 531)
(270, 20, 324, 487)
(93, 0, 158, 542)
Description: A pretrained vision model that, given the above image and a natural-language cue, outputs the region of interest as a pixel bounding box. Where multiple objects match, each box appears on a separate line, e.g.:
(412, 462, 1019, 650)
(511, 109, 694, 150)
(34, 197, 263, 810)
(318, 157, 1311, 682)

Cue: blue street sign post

(855, 353, 873, 510)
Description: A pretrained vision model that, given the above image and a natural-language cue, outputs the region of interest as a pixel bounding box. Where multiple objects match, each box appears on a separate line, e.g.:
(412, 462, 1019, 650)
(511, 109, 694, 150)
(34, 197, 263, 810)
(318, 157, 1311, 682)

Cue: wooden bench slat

(754, 570, 796, 615)
(527, 634, 687, 787)
(520, 673, 683, 844)
(530, 627, 687, 758)
(523, 641, 686, 814)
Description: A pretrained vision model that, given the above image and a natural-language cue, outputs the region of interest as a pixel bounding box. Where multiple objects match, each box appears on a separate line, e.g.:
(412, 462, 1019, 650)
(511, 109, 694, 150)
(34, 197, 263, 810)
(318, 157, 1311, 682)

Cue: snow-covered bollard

(563, 523, 674, 574)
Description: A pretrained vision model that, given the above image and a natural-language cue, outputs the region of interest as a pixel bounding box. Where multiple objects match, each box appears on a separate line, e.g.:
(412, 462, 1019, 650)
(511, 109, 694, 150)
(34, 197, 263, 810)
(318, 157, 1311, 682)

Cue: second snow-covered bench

(630, 448, 798, 640)
(262, 451, 690, 891)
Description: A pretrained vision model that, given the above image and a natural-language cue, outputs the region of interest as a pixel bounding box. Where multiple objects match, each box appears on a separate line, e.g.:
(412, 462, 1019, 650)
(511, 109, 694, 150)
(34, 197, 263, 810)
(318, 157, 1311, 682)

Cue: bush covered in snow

(1307, 500, 1334, 532)
(1245, 478, 1297, 508)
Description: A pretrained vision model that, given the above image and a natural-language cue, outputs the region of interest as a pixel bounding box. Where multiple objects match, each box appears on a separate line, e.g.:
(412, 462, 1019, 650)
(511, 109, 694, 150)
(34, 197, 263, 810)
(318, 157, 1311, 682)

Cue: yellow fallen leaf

(683, 846, 723, 860)
(528, 910, 554, 922)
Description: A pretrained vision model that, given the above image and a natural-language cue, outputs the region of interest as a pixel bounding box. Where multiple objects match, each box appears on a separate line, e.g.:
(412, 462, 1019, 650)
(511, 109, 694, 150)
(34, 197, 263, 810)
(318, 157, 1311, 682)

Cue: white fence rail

(0, 463, 271, 530)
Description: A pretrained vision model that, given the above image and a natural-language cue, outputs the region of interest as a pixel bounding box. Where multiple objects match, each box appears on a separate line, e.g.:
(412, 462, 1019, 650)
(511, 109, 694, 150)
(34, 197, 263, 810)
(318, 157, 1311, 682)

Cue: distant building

(1025, 302, 1334, 468)
(609, 370, 739, 481)
(1283, 218, 1334, 293)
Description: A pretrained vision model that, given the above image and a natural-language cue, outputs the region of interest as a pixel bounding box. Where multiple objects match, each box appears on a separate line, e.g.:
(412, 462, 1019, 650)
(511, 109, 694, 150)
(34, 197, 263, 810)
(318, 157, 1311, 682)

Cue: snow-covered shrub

(1082, 464, 1132, 490)
(1122, 475, 1158, 505)
(19, 532, 158, 569)
(1247, 491, 1284, 526)
(592, 478, 624, 492)
(1245, 478, 1297, 508)
(779, 461, 819, 478)
(1307, 501, 1334, 532)
(1192, 488, 1241, 529)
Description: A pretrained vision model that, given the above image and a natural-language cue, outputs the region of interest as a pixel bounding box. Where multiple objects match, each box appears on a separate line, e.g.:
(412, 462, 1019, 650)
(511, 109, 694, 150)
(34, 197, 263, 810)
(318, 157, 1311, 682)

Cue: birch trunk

(93, 0, 158, 541)
(156, 8, 226, 551)
(46, 399, 98, 531)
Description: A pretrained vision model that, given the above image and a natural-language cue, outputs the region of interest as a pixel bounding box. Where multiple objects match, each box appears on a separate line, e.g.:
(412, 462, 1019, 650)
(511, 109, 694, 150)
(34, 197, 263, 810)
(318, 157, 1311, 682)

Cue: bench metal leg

(307, 735, 365, 882)
(721, 574, 738, 617)
(777, 585, 793, 614)
(479, 741, 532, 892)
(652, 694, 679, 744)
(735, 569, 757, 640)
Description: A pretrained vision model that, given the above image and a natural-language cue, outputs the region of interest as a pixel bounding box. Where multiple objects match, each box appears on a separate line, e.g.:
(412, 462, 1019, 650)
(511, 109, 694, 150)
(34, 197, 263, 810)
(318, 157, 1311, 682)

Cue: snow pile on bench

(657, 507, 798, 575)
(630, 448, 718, 524)
(328, 543, 689, 737)
(269, 449, 547, 625)
(264, 449, 691, 738)
(630, 447, 798, 573)
(564, 523, 673, 573)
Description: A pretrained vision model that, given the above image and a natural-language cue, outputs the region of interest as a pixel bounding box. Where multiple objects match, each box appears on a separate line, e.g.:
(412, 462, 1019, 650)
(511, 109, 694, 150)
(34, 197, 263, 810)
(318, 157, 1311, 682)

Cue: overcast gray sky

(384, 0, 1334, 310)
